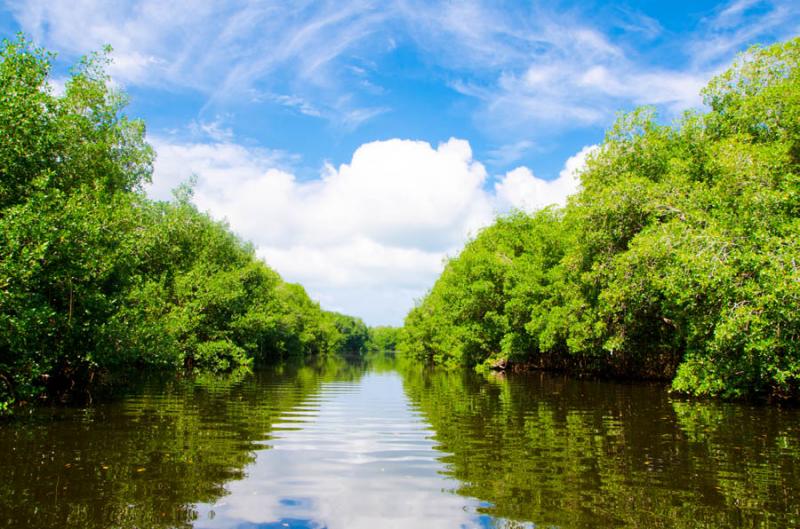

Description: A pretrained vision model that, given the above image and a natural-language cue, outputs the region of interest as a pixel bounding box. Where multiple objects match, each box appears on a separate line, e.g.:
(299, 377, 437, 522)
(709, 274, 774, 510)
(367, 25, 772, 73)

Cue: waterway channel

(1, 358, 798, 528)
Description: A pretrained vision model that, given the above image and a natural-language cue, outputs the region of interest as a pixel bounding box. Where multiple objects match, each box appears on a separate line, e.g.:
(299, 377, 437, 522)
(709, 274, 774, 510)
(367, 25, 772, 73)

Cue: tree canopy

(0, 35, 368, 413)
(398, 38, 800, 400)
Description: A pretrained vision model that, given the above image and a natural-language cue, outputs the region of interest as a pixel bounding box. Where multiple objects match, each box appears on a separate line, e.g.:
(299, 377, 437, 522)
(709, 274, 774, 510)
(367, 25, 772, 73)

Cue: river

(1, 357, 798, 528)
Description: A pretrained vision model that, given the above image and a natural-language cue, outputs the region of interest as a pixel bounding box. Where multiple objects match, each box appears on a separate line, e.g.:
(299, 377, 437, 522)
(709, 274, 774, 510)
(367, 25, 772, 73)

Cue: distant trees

(323, 312, 370, 356)
(0, 35, 366, 412)
(399, 38, 800, 400)
(367, 326, 400, 354)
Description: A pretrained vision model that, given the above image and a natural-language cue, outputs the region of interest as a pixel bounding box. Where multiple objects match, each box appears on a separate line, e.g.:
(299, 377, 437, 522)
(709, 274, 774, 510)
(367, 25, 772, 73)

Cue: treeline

(0, 36, 368, 412)
(366, 326, 400, 354)
(398, 38, 800, 400)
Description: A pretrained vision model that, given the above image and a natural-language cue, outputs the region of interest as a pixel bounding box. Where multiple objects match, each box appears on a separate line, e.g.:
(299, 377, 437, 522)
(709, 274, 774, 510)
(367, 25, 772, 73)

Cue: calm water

(1, 358, 799, 528)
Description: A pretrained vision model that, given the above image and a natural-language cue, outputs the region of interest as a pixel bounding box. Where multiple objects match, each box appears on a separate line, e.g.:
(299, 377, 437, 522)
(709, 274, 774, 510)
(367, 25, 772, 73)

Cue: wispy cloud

(189, 118, 235, 143)
(401, 3, 694, 133)
(340, 106, 391, 129)
(689, 0, 800, 67)
(715, 0, 768, 29)
(250, 91, 323, 118)
(8, 0, 393, 127)
(486, 140, 536, 167)
(401, 0, 795, 133)
(8, 0, 797, 137)
(610, 7, 663, 40)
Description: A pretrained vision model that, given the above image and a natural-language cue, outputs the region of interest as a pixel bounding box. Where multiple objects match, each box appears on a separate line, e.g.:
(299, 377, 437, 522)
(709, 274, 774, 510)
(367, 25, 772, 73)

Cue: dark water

(1, 358, 799, 529)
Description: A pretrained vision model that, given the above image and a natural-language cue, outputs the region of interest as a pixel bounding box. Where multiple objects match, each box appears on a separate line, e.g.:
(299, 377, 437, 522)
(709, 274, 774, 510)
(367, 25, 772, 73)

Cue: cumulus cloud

(150, 137, 500, 324)
(154, 137, 493, 249)
(146, 139, 295, 203)
(149, 137, 590, 325)
(495, 145, 598, 211)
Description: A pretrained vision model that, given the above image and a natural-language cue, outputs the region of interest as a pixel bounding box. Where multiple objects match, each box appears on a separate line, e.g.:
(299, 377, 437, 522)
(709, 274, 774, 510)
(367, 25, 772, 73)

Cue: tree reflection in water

(400, 365, 800, 529)
(1, 357, 798, 529)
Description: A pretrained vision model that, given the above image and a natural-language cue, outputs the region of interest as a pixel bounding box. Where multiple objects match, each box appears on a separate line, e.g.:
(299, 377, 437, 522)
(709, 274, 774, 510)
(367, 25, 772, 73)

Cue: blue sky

(2, 0, 797, 325)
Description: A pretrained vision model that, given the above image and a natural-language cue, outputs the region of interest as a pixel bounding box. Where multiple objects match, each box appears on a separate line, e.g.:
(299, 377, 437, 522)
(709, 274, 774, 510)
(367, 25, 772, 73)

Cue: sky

(1, 0, 797, 326)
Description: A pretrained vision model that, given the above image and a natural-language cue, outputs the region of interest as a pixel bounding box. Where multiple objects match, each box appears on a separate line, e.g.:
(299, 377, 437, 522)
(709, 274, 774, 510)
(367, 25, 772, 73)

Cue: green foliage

(399, 38, 800, 400)
(325, 312, 370, 356)
(398, 210, 567, 367)
(0, 35, 358, 412)
(367, 326, 400, 354)
(0, 35, 152, 209)
(193, 340, 249, 372)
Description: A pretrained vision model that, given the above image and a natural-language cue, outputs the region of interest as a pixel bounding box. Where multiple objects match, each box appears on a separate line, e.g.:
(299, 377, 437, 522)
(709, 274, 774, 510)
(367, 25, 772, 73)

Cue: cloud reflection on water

(193, 373, 516, 529)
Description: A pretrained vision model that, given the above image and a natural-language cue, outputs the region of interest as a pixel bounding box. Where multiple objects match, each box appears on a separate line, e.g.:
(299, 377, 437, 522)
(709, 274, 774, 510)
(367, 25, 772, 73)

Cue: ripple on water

(2, 366, 798, 529)
(192, 372, 493, 529)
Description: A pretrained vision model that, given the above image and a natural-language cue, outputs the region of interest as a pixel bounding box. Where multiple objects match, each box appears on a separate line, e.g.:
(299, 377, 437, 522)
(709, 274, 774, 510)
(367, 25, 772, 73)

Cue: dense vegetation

(366, 326, 400, 354)
(0, 36, 369, 413)
(399, 38, 800, 400)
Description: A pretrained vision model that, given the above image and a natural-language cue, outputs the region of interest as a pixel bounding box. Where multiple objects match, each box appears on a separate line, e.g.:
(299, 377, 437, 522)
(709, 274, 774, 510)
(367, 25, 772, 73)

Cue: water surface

(1, 359, 798, 528)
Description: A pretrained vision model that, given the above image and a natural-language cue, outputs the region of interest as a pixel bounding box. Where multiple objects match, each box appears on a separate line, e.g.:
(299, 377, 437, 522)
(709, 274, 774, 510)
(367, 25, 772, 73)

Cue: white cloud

(11, 0, 797, 136)
(340, 106, 392, 130)
(176, 137, 493, 250)
(495, 145, 598, 212)
(47, 76, 68, 96)
(714, 0, 768, 30)
(486, 140, 536, 167)
(9, 0, 393, 126)
(689, 0, 799, 67)
(189, 119, 235, 143)
(147, 139, 295, 203)
(403, 0, 796, 133)
(452, 23, 708, 131)
(611, 8, 663, 39)
(255, 92, 323, 117)
(150, 136, 501, 324)
(149, 136, 588, 325)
